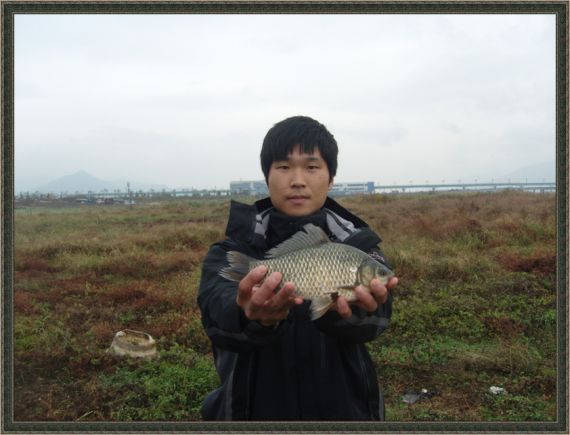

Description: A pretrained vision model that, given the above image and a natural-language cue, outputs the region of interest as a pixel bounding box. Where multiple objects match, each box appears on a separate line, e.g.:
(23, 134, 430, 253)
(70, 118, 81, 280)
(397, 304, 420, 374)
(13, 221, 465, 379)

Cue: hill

(36, 170, 170, 194)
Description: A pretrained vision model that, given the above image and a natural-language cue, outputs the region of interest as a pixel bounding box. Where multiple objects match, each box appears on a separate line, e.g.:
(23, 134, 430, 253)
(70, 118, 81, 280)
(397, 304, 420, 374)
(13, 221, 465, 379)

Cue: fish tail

(219, 251, 254, 282)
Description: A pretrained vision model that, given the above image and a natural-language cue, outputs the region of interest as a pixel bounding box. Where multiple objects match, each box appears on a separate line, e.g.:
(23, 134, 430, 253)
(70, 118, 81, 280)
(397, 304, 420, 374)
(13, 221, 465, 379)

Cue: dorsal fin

(266, 223, 330, 258)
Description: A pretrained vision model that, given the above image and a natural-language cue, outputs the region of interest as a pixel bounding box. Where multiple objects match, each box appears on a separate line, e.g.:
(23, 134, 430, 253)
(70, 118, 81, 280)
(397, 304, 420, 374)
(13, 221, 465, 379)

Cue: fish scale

(251, 244, 362, 301)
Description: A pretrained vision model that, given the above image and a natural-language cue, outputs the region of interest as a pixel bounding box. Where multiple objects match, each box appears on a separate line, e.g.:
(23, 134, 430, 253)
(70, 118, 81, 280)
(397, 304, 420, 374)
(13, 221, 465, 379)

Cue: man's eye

(308, 165, 320, 170)
(277, 165, 289, 170)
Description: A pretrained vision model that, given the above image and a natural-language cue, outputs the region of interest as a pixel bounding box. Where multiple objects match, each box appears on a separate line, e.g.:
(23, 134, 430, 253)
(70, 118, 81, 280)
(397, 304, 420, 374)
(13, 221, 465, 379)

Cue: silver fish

(219, 223, 394, 320)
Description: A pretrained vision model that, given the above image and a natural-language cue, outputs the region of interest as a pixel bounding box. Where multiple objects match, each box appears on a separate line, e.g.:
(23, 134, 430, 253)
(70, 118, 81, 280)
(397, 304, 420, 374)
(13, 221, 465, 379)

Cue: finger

(257, 286, 298, 325)
(386, 276, 399, 289)
(251, 271, 282, 306)
(354, 287, 378, 311)
(369, 279, 389, 305)
(237, 265, 266, 293)
(236, 265, 267, 306)
(261, 283, 299, 318)
(271, 282, 298, 308)
(335, 296, 352, 319)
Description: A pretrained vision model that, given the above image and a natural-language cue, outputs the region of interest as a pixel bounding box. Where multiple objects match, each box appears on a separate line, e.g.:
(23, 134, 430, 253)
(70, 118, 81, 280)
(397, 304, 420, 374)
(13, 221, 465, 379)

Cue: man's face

(267, 145, 333, 217)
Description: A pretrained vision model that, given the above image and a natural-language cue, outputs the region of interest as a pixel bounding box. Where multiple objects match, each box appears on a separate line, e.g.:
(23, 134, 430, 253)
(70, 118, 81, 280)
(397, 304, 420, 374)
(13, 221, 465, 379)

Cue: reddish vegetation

(483, 316, 526, 337)
(104, 282, 148, 304)
(497, 250, 557, 276)
(16, 255, 59, 273)
(89, 321, 122, 342)
(13, 290, 40, 315)
(351, 191, 555, 244)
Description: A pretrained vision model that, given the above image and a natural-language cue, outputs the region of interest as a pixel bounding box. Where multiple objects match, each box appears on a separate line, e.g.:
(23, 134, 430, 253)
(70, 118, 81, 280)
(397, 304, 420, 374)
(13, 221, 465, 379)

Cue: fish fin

(266, 223, 330, 258)
(310, 295, 335, 321)
(219, 251, 254, 282)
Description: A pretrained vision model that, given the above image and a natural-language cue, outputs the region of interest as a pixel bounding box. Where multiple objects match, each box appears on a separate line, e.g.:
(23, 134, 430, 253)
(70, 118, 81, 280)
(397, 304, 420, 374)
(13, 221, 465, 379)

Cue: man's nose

(290, 168, 306, 187)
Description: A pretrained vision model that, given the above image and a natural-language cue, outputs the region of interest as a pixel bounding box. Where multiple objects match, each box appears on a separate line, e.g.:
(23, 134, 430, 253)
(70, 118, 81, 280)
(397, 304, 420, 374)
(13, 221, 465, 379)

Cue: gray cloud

(14, 14, 556, 191)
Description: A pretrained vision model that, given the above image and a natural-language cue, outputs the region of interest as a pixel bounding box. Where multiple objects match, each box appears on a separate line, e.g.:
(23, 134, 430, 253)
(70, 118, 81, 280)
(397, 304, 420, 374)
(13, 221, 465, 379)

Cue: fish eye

(375, 265, 385, 275)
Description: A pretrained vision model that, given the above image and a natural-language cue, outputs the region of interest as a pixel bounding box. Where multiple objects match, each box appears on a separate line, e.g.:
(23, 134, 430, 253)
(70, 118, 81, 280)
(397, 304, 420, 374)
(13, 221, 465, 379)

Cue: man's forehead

(281, 146, 324, 160)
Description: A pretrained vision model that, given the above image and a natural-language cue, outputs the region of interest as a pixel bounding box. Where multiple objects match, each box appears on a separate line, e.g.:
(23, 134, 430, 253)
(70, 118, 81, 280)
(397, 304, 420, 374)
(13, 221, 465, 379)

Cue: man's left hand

(334, 276, 398, 319)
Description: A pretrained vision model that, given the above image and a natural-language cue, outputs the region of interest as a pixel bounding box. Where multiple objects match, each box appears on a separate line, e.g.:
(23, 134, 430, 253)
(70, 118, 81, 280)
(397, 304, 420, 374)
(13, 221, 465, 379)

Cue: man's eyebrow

(304, 155, 323, 162)
(274, 154, 324, 164)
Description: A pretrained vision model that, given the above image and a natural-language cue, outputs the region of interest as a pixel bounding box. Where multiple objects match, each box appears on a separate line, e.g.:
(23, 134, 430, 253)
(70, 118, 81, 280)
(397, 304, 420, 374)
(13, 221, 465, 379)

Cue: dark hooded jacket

(197, 196, 393, 421)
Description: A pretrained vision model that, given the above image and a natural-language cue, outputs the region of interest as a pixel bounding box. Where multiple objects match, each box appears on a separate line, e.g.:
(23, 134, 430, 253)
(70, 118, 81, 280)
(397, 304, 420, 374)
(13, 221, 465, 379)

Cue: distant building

(230, 180, 269, 196)
(330, 182, 375, 196)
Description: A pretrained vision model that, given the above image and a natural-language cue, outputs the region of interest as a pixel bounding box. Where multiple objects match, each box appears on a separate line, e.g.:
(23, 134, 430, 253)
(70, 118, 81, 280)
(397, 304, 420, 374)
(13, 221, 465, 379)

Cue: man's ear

(328, 178, 334, 190)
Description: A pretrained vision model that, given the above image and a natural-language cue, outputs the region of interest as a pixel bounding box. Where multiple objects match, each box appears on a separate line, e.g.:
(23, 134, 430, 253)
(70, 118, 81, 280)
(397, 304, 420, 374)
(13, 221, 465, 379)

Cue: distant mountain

(36, 170, 170, 194)
(501, 160, 556, 183)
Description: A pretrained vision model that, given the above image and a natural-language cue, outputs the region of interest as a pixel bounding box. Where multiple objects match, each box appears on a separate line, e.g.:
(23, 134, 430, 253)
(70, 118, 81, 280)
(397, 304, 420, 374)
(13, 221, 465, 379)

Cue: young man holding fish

(198, 116, 398, 421)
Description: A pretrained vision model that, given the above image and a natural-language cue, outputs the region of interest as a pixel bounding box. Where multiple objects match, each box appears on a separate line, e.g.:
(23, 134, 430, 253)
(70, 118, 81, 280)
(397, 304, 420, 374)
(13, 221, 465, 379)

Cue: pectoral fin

(309, 295, 335, 321)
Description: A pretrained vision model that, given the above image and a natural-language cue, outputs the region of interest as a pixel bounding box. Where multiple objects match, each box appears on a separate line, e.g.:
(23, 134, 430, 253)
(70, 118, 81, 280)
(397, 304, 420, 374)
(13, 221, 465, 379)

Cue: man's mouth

(287, 195, 309, 204)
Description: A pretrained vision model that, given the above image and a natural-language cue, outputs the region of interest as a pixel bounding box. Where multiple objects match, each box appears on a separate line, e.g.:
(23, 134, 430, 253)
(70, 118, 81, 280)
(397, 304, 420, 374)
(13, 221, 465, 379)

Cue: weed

(99, 344, 219, 420)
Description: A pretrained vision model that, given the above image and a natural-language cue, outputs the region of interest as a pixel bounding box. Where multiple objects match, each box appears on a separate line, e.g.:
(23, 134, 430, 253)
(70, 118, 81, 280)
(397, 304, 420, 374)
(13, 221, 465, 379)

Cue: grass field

(12, 191, 557, 421)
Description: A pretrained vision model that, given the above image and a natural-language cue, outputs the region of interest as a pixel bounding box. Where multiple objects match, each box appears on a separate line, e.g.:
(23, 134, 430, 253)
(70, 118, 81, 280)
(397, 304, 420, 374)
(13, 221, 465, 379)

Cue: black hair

(260, 115, 338, 183)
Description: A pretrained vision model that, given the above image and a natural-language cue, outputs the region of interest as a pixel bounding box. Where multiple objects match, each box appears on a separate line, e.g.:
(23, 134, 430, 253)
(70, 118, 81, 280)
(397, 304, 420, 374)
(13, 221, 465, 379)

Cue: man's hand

(334, 276, 398, 319)
(236, 265, 303, 327)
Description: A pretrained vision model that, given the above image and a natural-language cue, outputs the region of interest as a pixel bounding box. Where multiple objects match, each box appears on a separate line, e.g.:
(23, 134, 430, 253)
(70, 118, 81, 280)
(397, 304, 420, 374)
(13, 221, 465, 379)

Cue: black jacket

(197, 197, 393, 421)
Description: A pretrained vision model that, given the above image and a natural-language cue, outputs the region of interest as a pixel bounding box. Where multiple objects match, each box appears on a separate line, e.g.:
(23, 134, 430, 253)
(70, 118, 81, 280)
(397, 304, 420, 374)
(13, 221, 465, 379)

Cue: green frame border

(1, 1, 568, 433)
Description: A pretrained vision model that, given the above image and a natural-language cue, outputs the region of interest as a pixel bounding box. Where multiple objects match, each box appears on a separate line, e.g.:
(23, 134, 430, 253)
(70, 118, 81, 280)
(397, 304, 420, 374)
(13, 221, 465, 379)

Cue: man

(198, 115, 398, 421)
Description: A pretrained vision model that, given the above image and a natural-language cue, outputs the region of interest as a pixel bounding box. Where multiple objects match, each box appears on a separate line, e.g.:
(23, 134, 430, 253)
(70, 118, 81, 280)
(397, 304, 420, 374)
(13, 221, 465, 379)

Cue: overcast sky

(15, 13, 556, 191)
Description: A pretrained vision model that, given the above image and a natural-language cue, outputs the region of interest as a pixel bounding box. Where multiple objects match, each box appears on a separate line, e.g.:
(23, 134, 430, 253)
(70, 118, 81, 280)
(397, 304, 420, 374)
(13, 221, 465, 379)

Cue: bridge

(374, 182, 556, 194)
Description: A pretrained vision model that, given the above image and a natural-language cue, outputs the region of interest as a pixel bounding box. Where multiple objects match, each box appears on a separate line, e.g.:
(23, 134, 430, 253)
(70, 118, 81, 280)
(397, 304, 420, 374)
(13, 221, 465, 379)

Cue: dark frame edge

(0, 1, 568, 433)
(1, 1, 15, 434)
(0, 1, 568, 15)
(1, 420, 570, 433)
(555, 1, 570, 434)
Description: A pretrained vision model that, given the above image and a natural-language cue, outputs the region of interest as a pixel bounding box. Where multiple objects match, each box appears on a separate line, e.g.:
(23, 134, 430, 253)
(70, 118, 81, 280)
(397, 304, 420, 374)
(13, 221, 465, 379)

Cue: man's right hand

(236, 265, 303, 327)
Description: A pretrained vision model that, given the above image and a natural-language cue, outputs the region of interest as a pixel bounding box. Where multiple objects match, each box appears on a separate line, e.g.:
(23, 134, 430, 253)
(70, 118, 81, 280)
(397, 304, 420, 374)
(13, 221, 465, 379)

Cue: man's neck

(265, 207, 329, 248)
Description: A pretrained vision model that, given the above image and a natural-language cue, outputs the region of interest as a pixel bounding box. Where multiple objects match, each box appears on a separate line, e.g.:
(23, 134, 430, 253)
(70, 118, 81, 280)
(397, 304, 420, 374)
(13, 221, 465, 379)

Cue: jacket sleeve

(197, 242, 289, 353)
(313, 245, 393, 344)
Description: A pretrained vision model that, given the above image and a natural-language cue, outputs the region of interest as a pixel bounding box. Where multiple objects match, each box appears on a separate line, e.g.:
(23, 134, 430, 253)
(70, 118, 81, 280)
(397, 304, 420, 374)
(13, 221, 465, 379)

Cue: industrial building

(330, 182, 375, 196)
(229, 180, 269, 196)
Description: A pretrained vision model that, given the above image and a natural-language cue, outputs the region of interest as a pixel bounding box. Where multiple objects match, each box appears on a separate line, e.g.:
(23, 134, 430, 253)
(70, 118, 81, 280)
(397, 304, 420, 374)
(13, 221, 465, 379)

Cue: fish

(219, 223, 394, 320)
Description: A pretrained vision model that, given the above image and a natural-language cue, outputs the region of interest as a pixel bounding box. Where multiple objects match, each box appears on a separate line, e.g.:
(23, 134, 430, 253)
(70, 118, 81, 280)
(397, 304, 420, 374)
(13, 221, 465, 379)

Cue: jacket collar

(225, 196, 371, 250)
